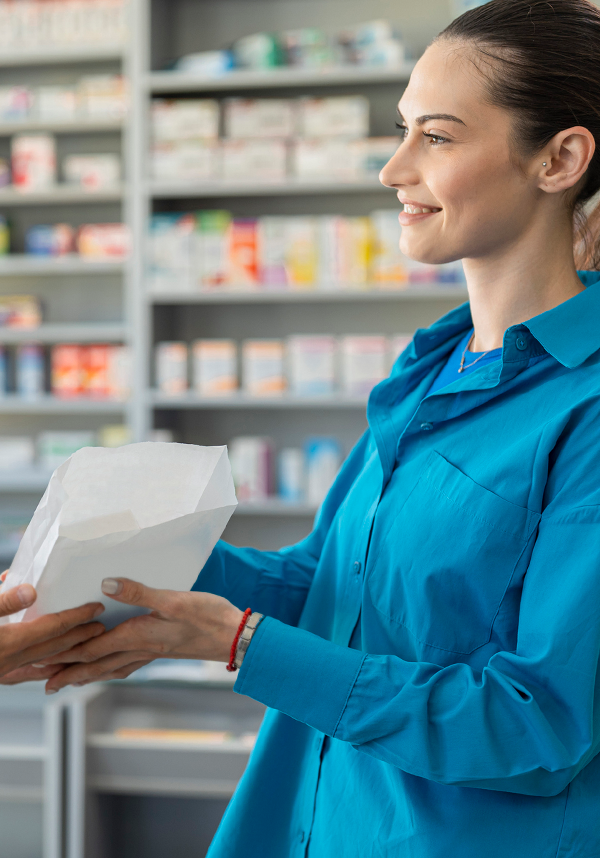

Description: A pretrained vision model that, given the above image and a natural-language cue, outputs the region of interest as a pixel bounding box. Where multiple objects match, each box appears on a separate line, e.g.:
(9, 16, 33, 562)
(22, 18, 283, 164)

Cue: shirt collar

(410, 270, 600, 369)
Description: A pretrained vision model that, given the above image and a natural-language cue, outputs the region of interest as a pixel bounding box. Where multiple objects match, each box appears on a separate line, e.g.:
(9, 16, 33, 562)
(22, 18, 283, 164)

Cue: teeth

(404, 204, 439, 214)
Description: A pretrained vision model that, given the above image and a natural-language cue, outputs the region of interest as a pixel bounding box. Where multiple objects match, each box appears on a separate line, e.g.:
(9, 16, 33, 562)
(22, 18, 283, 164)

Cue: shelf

(151, 391, 367, 409)
(0, 118, 123, 136)
(0, 786, 44, 803)
(0, 255, 125, 276)
(148, 177, 388, 199)
(0, 186, 124, 206)
(0, 45, 124, 68)
(236, 500, 317, 516)
(0, 744, 46, 761)
(0, 395, 128, 414)
(147, 63, 415, 93)
(0, 323, 127, 344)
(87, 774, 239, 798)
(88, 734, 252, 754)
(148, 286, 467, 304)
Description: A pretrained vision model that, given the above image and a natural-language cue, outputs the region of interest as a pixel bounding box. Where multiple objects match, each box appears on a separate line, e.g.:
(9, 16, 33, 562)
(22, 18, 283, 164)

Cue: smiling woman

(36, 2, 600, 857)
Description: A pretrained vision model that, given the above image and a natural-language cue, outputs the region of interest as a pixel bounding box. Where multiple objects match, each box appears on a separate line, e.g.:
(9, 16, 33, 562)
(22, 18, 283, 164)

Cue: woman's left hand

(39, 578, 244, 693)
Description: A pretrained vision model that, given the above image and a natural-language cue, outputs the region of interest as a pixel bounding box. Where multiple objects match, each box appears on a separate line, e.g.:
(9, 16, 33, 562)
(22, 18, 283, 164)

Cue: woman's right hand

(0, 580, 105, 686)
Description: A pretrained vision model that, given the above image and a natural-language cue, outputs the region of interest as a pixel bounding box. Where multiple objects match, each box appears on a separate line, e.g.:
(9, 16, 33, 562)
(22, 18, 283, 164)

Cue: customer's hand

(40, 578, 244, 693)
(0, 578, 105, 686)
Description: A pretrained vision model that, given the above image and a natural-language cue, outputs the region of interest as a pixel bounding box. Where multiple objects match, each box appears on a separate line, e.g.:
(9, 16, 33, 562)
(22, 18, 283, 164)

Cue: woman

(37, 0, 600, 854)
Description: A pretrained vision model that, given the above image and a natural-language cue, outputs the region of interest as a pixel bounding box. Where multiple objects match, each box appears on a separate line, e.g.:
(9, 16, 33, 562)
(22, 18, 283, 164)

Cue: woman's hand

(40, 578, 244, 693)
(0, 580, 105, 686)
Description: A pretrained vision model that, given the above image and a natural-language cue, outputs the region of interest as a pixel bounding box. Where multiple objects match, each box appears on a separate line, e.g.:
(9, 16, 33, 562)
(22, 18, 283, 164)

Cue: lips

(403, 204, 442, 214)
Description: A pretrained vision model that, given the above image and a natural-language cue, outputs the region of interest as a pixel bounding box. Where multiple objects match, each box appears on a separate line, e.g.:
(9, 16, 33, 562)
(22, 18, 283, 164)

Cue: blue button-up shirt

(195, 271, 600, 858)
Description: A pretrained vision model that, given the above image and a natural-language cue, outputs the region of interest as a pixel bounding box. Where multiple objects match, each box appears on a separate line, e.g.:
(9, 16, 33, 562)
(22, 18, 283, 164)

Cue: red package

(227, 219, 259, 288)
(51, 345, 83, 398)
(82, 344, 111, 398)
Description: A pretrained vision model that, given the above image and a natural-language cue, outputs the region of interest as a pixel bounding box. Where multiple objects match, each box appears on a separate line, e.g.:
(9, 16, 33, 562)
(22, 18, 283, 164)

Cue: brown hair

(439, 0, 600, 269)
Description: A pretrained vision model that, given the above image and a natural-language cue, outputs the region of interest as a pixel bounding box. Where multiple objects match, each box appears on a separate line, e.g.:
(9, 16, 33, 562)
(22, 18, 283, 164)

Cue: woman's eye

(423, 132, 448, 146)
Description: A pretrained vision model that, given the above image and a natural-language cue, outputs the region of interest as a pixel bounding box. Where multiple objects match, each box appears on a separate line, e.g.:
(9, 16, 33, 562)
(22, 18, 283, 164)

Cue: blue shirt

(195, 271, 600, 858)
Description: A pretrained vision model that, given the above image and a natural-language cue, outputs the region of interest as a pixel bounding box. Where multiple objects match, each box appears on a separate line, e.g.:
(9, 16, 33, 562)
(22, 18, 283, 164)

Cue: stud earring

(542, 162, 547, 166)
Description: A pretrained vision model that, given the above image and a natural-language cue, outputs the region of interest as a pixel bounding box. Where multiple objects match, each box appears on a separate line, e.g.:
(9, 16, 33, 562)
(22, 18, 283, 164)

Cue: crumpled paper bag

(1, 442, 237, 629)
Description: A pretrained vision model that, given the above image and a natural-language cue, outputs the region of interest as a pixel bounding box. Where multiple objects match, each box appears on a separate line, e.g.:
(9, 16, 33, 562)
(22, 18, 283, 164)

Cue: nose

(379, 142, 420, 191)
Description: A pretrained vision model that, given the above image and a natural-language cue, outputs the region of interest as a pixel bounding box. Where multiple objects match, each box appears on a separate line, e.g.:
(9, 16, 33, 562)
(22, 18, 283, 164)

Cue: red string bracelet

(226, 608, 252, 672)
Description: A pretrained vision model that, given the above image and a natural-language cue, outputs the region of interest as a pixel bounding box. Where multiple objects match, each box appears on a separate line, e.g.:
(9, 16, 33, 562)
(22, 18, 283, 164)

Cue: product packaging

(51, 345, 82, 398)
(284, 217, 319, 288)
(0, 85, 32, 121)
(287, 335, 337, 395)
(2, 443, 237, 629)
(155, 342, 188, 394)
(229, 436, 274, 501)
(232, 33, 283, 69)
(38, 431, 96, 470)
(174, 51, 234, 76)
(76, 223, 130, 259)
(335, 217, 372, 287)
(278, 447, 305, 502)
(224, 98, 296, 139)
(147, 214, 195, 293)
(82, 345, 111, 398)
(370, 209, 408, 287)
(35, 86, 77, 121)
(16, 344, 45, 397)
(25, 224, 75, 257)
(338, 20, 405, 68)
(63, 154, 121, 190)
(0, 215, 9, 253)
(106, 346, 132, 399)
(389, 334, 414, 368)
(359, 137, 399, 174)
(340, 335, 388, 396)
(291, 138, 362, 180)
(193, 210, 230, 289)
(0, 159, 9, 188)
(192, 340, 237, 395)
(258, 217, 288, 288)
(0, 295, 42, 328)
(304, 437, 341, 505)
(280, 28, 333, 68)
(0, 437, 35, 470)
(151, 99, 220, 142)
(221, 139, 288, 183)
(227, 218, 260, 288)
(0, 346, 7, 395)
(11, 134, 56, 191)
(77, 75, 128, 119)
(242, 340, 286, 396)
(297, 96, 370, 138)
(151, 140, 220, 182)
(98, 424, 132, 448)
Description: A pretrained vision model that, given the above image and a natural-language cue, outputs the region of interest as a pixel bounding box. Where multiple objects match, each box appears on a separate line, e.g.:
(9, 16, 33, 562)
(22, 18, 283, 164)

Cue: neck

(463, 215, 585, 352)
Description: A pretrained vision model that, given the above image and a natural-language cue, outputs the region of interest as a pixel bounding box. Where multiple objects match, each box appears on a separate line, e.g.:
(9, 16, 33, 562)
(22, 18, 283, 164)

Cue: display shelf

(0, 785, 45, 802)
(0, 186, 124, 206)
(148, 286, 467, 304)
(0, 323, 127, 344)
(87, 774, 239, 798)
(87, 733, 252, 754)
(236, 500, 317, 516)
(147, 62, 415, 93)
(148, 176, 388, 199)
(0, 255, 125, 276)
(150, 391, 368, 409)
(0, 744, 47, 761)
(0, 118, 124, 136)
(0, 395, 127, 414)
(0, 45, 125, 68)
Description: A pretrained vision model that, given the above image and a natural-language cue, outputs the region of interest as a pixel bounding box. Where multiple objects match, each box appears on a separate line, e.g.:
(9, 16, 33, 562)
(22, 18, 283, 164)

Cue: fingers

(0, 570, 9, 583)
(45, 652, 150, 693)
(0, 663, 62, 686)
(0, 584, 36, 618)
(38, 614, 159, 666)
(19, 621, 105, 667)
(101, 578, 178, 615)
(15, 601, 105, 651)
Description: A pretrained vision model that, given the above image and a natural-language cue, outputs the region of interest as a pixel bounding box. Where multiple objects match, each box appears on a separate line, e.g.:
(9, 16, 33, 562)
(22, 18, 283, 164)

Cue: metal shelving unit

(148, 286, 468, 304)
(0, 119, 124, 136)
(0, 396, 128, 414)
(0, 45, 125, 68)
(0, 255, 125, 276)
(0, 186, 124, 205)
(148, 176, 387, 199)
(151, 391, 368, 409)
(0, 323, 127, 344)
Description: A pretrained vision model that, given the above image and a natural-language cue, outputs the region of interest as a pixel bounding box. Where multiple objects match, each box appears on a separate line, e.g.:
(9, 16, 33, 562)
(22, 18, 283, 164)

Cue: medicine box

(151, 99, 220, 142)
(224, 98, 297, 139)
(287, 335, 337, 395)
(221, 139, 288, 183)
(297, 96, 370, 138)
(155, 342, 188, 395)
(340, 335, 388, 396)
(242, 340, 286, 396)
(229, 436, 274, 502)
(192, 340, 238, 395)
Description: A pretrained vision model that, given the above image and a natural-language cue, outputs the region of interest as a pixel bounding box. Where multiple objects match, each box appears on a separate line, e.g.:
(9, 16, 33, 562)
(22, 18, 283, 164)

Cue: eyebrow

(397, 110, 466, 127)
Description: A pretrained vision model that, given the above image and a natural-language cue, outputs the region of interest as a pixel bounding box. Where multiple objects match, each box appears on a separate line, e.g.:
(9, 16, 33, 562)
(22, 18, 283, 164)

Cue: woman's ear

(537, 126, 596, 194)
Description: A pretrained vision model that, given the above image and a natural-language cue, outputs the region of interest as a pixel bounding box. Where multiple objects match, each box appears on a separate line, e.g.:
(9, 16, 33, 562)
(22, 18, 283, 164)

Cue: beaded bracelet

(227, 608, 252, 672)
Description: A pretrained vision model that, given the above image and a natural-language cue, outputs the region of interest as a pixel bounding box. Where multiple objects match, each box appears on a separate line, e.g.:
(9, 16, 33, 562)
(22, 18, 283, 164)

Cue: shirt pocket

(366, 449, 541, 655)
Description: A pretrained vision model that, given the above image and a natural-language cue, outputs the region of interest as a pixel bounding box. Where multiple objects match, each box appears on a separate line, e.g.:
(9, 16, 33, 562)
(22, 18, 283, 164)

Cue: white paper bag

(2, 442, 237, 629)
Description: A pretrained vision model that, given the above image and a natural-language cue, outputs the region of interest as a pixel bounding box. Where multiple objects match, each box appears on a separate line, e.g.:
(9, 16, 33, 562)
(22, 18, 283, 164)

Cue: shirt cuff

(234, 616, 366, 737)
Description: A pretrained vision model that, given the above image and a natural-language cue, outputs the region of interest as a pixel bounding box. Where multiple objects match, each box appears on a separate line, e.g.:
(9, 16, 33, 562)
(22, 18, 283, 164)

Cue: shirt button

(420, 422, 433, 431)
(353, 560, 362, 574)
(515, 335, 528, 351)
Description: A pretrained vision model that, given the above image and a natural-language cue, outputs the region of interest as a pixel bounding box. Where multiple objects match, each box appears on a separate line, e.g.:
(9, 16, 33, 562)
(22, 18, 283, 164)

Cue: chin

(400, 242, 462, 266)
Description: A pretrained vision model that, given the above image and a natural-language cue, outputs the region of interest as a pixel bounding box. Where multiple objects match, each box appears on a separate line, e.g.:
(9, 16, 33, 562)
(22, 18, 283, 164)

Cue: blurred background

(0, 0, 491, 855)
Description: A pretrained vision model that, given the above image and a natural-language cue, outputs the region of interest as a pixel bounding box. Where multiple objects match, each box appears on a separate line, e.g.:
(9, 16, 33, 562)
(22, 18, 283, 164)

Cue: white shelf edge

(0, 396, 128, 414)
(0, 256, 126, 276)
(0, 186, 124, 206)
(147, 287, 467, 304)
(0, 45, 125, 68)
(0, 744, 46, 760)
(148, 177, 388, 199)
(87, 734, 253, 754)
(150, 392, 367, 410)
(87, 774, 239, 798)
(0, 786, 44, 803)
(147, 62, 416, 93)
(0, 323, 127, 344)
(0, 119, 124, 136)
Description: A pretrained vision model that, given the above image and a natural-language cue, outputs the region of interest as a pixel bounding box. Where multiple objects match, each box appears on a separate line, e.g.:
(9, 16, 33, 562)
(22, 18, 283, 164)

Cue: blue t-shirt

(427, 327, 502, 396)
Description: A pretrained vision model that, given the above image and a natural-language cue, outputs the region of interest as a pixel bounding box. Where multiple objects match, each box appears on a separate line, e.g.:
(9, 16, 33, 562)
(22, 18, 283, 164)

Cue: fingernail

(45, 688, 58, 695)
(101, 578, 122, 596)
(93, 604, 105, 618)
(32, 663, 46, 669)
(16, 584, 35, 608)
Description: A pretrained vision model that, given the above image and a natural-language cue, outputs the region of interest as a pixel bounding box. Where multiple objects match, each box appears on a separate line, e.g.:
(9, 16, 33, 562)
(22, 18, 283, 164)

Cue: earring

(542, 162, 547, 166)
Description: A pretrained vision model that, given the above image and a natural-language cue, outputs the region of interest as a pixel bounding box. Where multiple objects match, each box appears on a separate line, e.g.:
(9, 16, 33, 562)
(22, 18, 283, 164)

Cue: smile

(403, 204, 442, 214)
